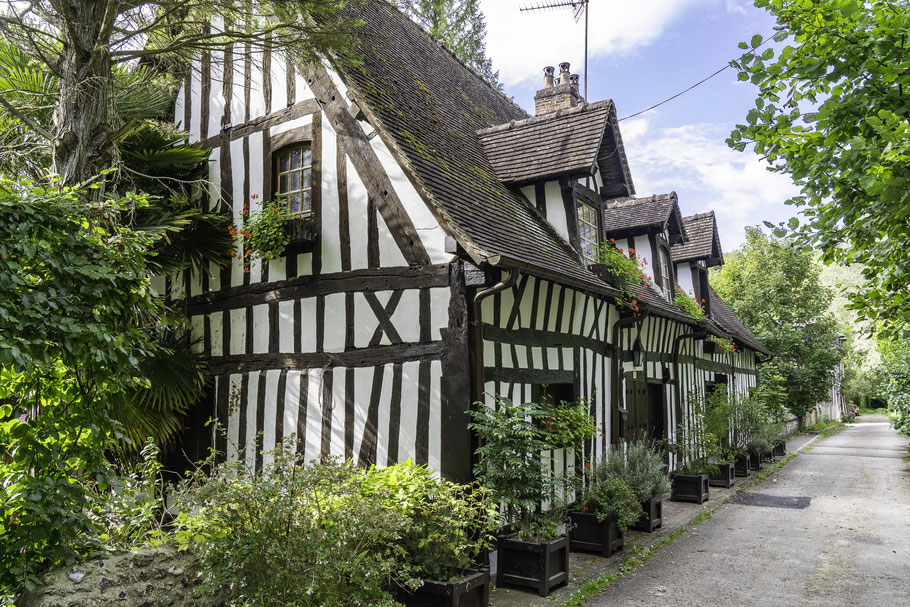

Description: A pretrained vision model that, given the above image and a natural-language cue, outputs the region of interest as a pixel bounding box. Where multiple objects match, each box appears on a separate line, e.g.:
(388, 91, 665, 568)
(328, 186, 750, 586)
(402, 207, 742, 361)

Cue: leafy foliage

(729, 0, 910, 337)
(671, 395, 718, 477)
(602, 440, 671, 503)
(0, 0, 365, 184)
(0, 180, 164, 594)
(173, 444, 418, 606)
(576, 473, 643, 531)
(540, 394, 597, 452)
(674, 287, 706, 321)
(469, 397, 577, 542)
(361, 459, 496, 581)
(595, 240, 648, 311)
(232, 195, 294, 269)
(878, 336, 910, 434)
(712, 228, 841, 419)
(396, 0, 502, 90)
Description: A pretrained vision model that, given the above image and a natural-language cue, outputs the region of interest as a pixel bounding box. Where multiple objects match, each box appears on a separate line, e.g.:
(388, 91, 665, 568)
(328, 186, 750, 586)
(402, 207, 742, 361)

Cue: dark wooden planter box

(569, 510, 623, 557)
(671, 473, 710, 504)
(748, 452, 764, 470)
(398, 569, 489, 607)
(496, 534, 569, 597)
(286, 215, 317, 242)
(762, 449, 775, 463)
(773, 442, 786, 457)
(708, 462, 736, 488)
(734, 455, 751, 477)
(631, 498, 663, 532)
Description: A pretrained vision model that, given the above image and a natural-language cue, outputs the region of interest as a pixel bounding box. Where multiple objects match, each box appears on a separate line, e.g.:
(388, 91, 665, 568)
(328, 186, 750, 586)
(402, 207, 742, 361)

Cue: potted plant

(569, 470, 643, 557)
(703, 390, 740, 488)
(603, 439, 671, 532)
(469, 397, 582, 597)
(360, 460, 497, 607)
(669, 404, 716, 504)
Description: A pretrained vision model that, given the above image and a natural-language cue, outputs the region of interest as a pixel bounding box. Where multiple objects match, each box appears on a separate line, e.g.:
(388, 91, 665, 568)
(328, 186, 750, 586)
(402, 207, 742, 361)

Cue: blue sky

(479, 0, 800, 251)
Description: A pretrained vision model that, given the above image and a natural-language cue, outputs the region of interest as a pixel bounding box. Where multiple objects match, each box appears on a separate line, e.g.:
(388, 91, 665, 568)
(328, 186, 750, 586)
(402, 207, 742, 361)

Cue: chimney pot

(543, 66, 555, 88)
(534, 61, 584, 115)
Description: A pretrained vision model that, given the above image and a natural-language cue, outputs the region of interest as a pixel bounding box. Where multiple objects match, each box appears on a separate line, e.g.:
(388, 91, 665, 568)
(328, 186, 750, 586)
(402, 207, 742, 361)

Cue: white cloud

(622, 117, 801, 250)
(481, 0, 722, 87)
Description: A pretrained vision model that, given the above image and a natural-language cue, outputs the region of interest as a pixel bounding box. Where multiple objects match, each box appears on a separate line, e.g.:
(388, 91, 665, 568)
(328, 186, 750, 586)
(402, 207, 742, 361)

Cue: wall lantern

(631, 337, 643, 368)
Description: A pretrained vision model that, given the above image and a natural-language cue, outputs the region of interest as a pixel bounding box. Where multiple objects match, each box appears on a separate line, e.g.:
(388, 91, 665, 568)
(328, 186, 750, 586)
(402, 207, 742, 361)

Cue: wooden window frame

(574, 184, 602, 265)
(658, 246, 673, 302)
(273, 142, 314, 216)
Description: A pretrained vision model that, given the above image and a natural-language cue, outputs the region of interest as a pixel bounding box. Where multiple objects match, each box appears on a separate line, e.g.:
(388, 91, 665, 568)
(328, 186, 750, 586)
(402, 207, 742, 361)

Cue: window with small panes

(275, 144, 313, 215)
(659, 247, 672, 301)
(577, 200, 599, 264)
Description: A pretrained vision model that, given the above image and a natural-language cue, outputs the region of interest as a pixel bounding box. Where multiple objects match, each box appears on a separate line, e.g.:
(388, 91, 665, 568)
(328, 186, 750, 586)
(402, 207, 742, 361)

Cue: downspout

(471, 264, 519, 408)
(610, 308, 649, 445)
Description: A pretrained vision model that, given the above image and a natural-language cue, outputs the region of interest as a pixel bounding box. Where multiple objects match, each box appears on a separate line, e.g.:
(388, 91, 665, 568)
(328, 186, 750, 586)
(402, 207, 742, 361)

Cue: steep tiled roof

(335, 1, 608, 288)
(477, 101, 613, 185)
(672, 212, 723, 266)
(709, 286, 769, 354)
(603, 192, 687, 241)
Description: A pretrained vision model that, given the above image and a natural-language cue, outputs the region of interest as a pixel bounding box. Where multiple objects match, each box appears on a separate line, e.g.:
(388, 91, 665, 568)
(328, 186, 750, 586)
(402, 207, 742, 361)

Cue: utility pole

(519, 0, 590, 98)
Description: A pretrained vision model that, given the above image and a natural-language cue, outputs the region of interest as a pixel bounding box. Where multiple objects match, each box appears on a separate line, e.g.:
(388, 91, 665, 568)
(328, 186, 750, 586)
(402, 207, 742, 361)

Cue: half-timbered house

(169, 0, 769, 482)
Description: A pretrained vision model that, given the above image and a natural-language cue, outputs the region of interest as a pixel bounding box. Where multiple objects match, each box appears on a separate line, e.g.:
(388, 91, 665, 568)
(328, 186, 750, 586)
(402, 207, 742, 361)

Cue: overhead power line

(617, 32, 777, 122)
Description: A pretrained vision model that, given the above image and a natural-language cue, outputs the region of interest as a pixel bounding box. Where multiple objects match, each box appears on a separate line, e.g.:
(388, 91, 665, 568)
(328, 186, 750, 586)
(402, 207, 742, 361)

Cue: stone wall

(17, 544, 226, 607)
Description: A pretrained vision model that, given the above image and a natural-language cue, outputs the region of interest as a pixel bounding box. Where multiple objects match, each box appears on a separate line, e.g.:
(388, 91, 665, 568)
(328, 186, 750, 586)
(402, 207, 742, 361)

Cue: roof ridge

(684, 210, 715, 221)
(382, 0, 526, 118)
(606, 191, 676, 208)
(476, 99, 614, 135)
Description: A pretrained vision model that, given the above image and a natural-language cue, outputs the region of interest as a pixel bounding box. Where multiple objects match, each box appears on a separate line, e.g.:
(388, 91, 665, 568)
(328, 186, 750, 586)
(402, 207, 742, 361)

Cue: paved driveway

(590, 415, 910, 607)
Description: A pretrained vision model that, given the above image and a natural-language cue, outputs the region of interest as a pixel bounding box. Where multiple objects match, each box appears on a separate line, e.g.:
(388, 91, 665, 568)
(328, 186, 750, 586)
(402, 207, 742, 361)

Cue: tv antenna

(519, 0, 590, 99)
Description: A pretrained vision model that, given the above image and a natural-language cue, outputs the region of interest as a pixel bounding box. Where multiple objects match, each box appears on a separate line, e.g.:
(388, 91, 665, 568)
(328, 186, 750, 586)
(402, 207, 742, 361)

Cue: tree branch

(0, 95, 53, 141)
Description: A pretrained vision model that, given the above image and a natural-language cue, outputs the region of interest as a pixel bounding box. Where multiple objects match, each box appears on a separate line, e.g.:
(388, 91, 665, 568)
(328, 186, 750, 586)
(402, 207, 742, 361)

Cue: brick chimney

(534, 62, 584, 115)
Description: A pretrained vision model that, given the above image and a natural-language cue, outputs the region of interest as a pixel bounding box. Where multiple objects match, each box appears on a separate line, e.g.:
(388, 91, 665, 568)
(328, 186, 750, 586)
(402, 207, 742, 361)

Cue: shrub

(576, 474, 643, 531)
(540, 394, 598, 452)
(469, 397, 568, 542)
(172, 441, 416, 607)
(360, 459, 496, 581)
(602, 440, 671, 503)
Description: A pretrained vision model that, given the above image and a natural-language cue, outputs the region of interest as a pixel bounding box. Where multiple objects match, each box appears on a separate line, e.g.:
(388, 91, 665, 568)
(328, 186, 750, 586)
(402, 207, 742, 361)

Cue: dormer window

(275, 144, 313, 215)
(577, 199, 599, 263)
(658, 247, 672, 302)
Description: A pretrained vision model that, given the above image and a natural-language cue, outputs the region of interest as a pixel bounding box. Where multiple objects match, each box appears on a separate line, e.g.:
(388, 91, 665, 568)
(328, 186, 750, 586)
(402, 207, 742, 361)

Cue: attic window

(275, 144, 313, 214)
(658, 247, 672, 302)
(577, 200, 599, 264)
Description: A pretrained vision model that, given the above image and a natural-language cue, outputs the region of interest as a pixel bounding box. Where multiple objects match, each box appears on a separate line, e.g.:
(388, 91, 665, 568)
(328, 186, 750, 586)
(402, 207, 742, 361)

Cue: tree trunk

(51, 0, 115, 186)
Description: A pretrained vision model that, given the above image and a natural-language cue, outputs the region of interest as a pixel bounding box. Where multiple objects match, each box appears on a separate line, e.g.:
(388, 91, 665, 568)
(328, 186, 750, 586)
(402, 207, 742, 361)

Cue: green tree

(0, 179, 164, 592)
(878, 336, 910, 434)
(712, 228, 842, 421)
(396, 0, 502, 89)
(0, 0, 362, 186)
(728, 0, 910, 337)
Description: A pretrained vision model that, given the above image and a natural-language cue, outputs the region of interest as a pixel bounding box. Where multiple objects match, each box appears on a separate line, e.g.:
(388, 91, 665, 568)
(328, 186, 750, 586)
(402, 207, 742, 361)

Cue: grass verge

(558, 429, 842, 606)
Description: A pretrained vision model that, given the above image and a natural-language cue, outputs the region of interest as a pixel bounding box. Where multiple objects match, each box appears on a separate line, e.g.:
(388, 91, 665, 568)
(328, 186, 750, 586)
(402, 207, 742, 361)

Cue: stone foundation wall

(17, 544, 226, 607)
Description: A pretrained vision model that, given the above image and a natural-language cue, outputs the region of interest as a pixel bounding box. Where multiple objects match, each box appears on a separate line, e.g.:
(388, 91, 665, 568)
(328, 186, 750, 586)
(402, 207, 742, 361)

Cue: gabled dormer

(476, 63, 634, 264)
(601, 193, 687, 303)
(671, 211, 724, 315)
